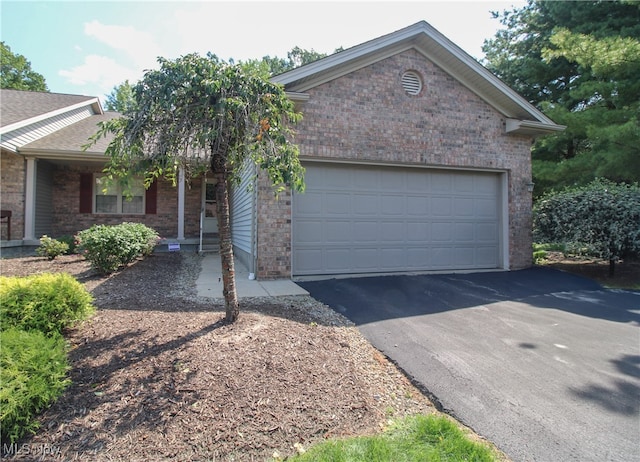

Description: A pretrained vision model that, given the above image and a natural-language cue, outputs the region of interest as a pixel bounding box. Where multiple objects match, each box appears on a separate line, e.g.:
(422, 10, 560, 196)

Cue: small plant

(76, 223, 159, 274)
(0, 328, 70, 443)
(0, 273, 94, 336)
(35, 235, 69, 260)
(56, 235, 78, 254)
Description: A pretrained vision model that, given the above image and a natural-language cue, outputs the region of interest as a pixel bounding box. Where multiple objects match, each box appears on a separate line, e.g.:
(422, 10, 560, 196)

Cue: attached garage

(292, 163, 506, 276)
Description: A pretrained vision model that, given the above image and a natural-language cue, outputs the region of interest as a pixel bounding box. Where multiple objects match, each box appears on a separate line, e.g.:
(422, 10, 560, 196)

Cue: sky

(1, 1, 525, 103)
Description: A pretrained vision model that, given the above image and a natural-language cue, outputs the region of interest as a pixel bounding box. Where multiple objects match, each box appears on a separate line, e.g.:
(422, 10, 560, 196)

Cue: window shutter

(145, 180, 157, 214)
(79, 173, 93, 213)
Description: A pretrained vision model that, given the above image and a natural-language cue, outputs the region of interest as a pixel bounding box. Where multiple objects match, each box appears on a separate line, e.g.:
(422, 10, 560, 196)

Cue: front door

(203, 178, 218, 234)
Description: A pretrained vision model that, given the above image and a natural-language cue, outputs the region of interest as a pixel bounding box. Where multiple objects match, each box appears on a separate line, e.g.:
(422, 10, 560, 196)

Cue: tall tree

(0, 42, 48, 91)
(483, 1, 640, 196)
(104, 80, 136, 112)
(257, 45, 343, 75)
(90, 53, 304, 322)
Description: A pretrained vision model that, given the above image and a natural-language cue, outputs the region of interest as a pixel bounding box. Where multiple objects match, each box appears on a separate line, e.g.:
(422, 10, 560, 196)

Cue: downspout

(248, 163, 258, 280)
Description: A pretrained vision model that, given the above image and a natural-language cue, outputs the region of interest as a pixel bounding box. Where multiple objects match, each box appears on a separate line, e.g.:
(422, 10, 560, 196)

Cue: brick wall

(256, 50, 534, 277)
(0, 150, 25, 241)
(50, 165, 202, 239)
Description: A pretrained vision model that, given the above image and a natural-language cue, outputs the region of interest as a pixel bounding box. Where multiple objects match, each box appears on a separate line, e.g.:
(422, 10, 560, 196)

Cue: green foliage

(56, 234, 78, 254)
(483, 1, 640, 197)
(76, 222, 159, 274)
(286, 414, 498, 461)
(0, 329, 70, 443)
(35, 235, 69, 260)
(0, 273, 94, 336)
(0, 42, 48, 91)
(88, 52, 305, 194)
(533, 179, 640, 265)
(105, 79, 136, 113)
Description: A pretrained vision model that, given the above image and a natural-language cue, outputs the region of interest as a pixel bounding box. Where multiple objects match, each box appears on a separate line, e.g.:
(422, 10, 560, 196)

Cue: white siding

(0, 107, 94, 152)
(230, 160, 256, 255)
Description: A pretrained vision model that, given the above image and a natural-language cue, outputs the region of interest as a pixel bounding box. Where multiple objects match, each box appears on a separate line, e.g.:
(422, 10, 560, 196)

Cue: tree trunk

(212, 150, 239, 322)
(609, 258, 615, 278)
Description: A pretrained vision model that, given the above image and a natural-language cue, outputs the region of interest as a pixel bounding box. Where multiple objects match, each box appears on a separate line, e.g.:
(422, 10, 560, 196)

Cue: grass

(283, 414, 501, 461)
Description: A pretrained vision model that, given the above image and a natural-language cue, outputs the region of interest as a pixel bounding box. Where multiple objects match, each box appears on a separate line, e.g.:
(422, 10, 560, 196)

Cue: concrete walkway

(196, 253, 308, 299)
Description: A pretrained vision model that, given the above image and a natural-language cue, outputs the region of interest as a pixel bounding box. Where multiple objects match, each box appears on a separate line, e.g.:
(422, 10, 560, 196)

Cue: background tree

(483, 1, 640, 197)
(533, 179, 640, 276)
(1, 42, 48, 91)
(256, 45, 343, 75)
(104, 80, 136, 113)
(91, 53, 304, 322)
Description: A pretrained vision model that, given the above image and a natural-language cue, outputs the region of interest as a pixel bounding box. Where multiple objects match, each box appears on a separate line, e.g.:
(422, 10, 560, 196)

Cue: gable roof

(0, 89, 102, 132)
(20, 112, 119, 160)
(272, 21, 564, 136)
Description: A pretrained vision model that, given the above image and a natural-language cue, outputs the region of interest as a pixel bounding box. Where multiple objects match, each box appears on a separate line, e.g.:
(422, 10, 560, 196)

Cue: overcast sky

(1, 1, 525, 101)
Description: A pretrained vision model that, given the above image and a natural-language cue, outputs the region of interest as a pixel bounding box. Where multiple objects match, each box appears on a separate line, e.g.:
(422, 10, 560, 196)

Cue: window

(94, 176, 145, 214)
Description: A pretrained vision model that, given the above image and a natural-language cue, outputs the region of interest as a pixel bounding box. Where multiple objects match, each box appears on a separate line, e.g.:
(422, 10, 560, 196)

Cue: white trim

(500, 172, 510, 270)
(0, 99, 103, 135)
(24, 158, 36, 241)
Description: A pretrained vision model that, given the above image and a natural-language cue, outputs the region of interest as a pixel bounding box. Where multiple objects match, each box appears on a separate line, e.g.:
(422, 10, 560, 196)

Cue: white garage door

(292, 163, 502, 276)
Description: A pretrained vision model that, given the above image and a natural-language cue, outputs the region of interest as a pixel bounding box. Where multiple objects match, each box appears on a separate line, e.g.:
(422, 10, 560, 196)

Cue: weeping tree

(90, 53, 304, 322)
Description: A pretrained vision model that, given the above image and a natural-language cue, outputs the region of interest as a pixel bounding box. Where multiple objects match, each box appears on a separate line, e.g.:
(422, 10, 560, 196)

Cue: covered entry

(292, 163, 504, 276)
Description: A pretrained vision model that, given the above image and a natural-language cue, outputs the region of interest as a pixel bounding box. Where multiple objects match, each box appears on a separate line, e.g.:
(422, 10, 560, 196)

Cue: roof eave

(272, 20, 559, 127)
(505, 118, 566, 137)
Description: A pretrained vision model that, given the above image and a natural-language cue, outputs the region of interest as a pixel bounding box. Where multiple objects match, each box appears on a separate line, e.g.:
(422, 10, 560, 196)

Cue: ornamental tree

(90, 53, 304, 322)
(533, 179, 640, 276)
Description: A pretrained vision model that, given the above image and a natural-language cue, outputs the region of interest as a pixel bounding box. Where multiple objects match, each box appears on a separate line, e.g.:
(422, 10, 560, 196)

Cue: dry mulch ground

(1, 253, 442, 461)
(541, 252, 640, 289)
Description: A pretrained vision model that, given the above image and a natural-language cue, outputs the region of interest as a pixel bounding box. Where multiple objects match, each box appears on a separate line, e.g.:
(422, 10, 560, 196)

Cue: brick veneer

(50, 165, 202, 239)
(256, 50, 534, 278)
(0, 150, 25, 240)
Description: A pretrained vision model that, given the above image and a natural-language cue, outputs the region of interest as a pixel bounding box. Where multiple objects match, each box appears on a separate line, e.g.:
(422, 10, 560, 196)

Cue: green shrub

(533, 249, 547, 263)
(35, 235, 69, 261)
(76, 223, 159, 274)
(534, 179, 640, 275)
(0, 273, 94, 336)
(0, 328, 70, 443)
(56, 235, 78, 254)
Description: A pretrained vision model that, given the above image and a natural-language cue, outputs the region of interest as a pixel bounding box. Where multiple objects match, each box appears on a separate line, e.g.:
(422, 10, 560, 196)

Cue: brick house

(1, 21, 563, 278)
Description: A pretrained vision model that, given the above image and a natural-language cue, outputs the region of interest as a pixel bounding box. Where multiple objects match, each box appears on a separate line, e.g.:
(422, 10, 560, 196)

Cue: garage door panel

(354, 221, 378, 241)
(381, 221, 404, 241)
(407, 222, 429, 241)
(432, 222, 453, 242)
(475, 198, 498, 218)
(326, 221, 351, 243)
(380, 248, 406, 269)
(293, 164, 501, 276)
(294, 249, 323, 273)
(295, 220, 323, 243)
(381, 195, 405, 215)
(325, 193, 351, 215)
(406, 195, 429, 215)
(431, 197, 452, 216)
(352, 248, 379, 270)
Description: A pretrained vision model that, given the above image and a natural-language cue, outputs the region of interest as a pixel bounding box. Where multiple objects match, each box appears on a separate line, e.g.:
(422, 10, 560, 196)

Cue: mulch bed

(1, 253, 438, 461)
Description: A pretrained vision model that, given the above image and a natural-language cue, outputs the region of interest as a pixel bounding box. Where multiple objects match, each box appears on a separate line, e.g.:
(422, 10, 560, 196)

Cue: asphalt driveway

(298, 267, 640, 462)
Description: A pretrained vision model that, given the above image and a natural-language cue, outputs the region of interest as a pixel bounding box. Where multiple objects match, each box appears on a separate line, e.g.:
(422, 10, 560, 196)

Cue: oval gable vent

(401, 71, 422, 96)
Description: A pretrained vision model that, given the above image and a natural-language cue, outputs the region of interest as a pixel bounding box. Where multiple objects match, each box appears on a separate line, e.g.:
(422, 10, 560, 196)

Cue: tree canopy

(104, 80, 136, 113)
(91, 53, 304, 322)
(483, 0, 640, 196)
(0, 42, 48, 91)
